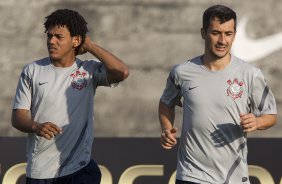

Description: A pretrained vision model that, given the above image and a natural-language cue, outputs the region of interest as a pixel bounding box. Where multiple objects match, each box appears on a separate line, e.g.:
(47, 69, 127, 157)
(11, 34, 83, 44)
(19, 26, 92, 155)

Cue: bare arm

(12, 109, 36, 133)
(158, 101, 178, 149)
(12, 109, 62, 140)
(240, 113, 277, 133)
(78, 36, 129, 83)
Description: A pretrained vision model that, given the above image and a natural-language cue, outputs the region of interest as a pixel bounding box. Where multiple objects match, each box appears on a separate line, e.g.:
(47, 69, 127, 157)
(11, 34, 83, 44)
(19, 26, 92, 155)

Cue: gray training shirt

(160, 55, 277, 184)
(13, 57, 111, 178)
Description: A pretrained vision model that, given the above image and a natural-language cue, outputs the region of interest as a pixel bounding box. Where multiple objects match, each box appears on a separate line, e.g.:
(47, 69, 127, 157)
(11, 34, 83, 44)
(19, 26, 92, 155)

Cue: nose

(47, 34, 57, 44)
(218, 34, 226, 44)
(48, 37, 55, 44)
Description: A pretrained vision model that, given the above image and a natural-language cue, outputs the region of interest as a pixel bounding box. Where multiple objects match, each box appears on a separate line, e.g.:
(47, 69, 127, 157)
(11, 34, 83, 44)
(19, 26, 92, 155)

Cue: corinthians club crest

(227, 78, 244, 100)
(70, 70, 87, 90)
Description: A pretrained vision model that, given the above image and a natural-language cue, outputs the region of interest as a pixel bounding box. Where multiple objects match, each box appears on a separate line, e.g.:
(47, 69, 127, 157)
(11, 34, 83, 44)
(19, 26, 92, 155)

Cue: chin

(49, 55, 60, 61)
(213, 51, 229, 59)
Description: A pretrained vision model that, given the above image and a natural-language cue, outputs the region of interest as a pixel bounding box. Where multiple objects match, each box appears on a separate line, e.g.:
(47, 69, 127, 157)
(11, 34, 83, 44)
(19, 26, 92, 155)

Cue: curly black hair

(44, 9, 89, 54)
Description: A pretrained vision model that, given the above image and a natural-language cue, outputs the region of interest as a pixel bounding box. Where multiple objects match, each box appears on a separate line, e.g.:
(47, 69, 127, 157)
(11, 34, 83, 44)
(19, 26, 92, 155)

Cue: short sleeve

(160, 66, 181, 108)
(250, 69, 277, 116)
(13, 65, 32, 110)
(92, 61, 117, 87)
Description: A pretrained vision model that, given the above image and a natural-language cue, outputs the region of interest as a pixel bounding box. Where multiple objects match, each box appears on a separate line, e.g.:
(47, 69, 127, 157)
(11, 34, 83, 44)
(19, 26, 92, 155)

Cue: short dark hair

(202, 5, 237, 31)
(44, 9, 89, 54)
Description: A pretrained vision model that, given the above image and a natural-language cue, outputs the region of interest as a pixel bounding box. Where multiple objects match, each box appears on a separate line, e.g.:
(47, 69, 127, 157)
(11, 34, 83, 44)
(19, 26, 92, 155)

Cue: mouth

(48, 47, 57, 52)
(215, 45, 226, 51)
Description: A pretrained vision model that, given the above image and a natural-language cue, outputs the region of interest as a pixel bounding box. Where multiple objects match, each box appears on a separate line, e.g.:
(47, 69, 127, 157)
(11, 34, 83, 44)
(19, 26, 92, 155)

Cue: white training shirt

(13, 57, 111, 178)
(160, 55, 277, 184)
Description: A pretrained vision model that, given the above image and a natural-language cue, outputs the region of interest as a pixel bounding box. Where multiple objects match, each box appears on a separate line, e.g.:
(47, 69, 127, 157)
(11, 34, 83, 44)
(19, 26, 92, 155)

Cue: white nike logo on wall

(231, 17, 282, 62)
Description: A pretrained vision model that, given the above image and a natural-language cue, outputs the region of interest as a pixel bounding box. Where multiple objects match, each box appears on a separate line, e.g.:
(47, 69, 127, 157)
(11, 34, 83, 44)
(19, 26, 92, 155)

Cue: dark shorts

(176, 179, 199, 184)
(26, 159, 101, 184)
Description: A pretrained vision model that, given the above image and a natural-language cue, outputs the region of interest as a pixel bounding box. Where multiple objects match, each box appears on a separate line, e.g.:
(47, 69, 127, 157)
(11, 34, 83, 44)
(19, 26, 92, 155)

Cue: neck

(51, 60, 75, 67)
(202, 54, 231, 71)
(50, 56, 76, 68)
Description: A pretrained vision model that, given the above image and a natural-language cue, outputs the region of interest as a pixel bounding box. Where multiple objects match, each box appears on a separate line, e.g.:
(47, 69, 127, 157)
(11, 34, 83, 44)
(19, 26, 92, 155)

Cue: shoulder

(33, 57, 50, 66)
(232, 56, 261, 74)
(76, 58, 106, 75)
(22, 57, 50, 72)
(172, 56, 202, 74)
(77, 58, 102, 68)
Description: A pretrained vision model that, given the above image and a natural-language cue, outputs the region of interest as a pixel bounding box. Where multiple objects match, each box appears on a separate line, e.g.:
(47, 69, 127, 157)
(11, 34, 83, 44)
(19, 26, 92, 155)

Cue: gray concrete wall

(1, 0, 281, 137)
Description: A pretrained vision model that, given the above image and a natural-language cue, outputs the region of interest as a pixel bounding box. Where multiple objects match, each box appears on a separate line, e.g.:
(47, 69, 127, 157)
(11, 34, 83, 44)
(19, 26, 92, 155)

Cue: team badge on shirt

(70, 70, 87, 90)
(227, 78, 244, 100)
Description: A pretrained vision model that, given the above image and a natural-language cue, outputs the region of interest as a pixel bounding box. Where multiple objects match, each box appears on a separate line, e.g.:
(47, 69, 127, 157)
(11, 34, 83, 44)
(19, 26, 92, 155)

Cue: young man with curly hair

(12, 9, 129, 184)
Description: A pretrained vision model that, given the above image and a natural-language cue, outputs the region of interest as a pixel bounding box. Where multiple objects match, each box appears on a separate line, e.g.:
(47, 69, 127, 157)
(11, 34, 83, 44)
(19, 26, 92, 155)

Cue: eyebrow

(211, 30, 234, 33)
(47, 33, 64, 38)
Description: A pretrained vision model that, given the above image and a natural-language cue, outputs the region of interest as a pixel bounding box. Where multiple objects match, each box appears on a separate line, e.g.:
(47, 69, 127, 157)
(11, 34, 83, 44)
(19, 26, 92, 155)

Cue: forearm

(159, 101, 175, 131)
(159, 100, 178, 149)
(11, 109, 36, 133)
(256, 114, 277, 130)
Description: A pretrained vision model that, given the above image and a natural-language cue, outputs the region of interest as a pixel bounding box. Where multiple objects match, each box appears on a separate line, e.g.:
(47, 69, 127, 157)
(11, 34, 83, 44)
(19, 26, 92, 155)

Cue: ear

(200, 28, 206, 39)
(72, 36, 82, 48)
(233, 30, 237, 40)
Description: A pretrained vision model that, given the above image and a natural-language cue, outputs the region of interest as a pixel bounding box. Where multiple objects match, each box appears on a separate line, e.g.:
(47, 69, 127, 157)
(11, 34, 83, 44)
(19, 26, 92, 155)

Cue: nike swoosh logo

(39, 82, 48, 85)
(231, 16, 282, 62)
(189, 86, 198, 90)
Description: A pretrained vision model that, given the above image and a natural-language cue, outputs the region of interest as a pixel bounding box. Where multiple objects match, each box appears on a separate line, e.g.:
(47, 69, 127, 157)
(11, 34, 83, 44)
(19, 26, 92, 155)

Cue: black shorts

(176, 179, 199, 184)
(26, 159, 101, 184)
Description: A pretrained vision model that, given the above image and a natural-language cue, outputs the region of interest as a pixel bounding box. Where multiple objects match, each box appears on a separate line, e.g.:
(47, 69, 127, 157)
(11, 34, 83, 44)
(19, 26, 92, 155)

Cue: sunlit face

(201, 17, 236, 60)
(46, 25, 78, 63)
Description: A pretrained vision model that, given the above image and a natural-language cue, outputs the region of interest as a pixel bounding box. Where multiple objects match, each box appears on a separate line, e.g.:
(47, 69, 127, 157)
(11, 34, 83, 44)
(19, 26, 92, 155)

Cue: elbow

(11, 109, 23, 130)
(11, 115, 18, 129)
(269, 114, 278, 127)
(107, 65, 129, 83)
(122, 66, 130, 80)
(114, 66, 130, 82)
(272, 114, 278, 126)
(11, 120, 16, 127)
(12, 121, 19, 130)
